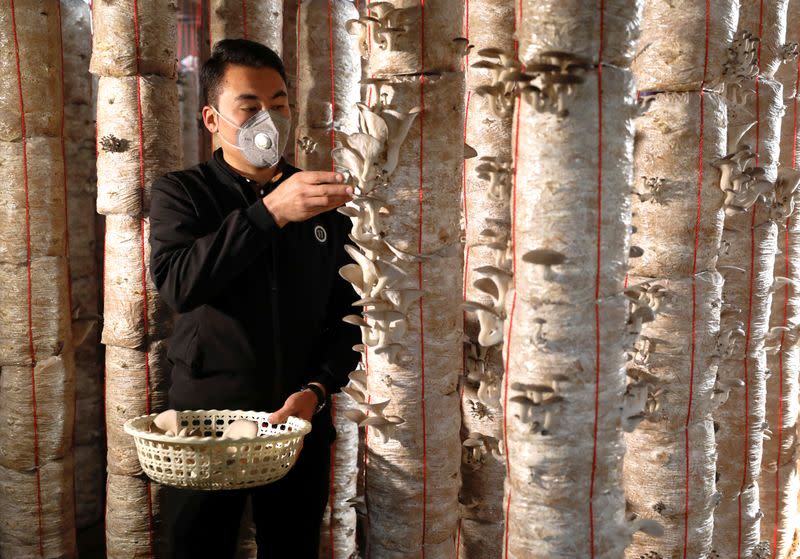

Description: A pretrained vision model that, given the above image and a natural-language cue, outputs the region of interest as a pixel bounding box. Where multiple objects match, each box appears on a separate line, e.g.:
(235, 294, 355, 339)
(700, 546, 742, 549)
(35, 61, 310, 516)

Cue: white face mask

(213, 106, 292, 168)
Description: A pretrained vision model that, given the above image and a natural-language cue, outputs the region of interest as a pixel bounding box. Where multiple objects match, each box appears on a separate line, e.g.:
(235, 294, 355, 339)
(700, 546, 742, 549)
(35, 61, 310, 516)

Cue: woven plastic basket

(123, 410, 312, 490)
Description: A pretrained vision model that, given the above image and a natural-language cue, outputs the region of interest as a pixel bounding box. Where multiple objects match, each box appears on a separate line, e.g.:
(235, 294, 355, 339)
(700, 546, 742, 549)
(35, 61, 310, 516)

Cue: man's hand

(268, 383, 326, 424)
(263, 171, 353, 227)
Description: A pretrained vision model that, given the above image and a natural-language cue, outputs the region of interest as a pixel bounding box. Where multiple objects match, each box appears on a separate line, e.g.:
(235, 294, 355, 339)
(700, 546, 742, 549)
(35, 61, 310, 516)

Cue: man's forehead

(220, 65, 287, 101)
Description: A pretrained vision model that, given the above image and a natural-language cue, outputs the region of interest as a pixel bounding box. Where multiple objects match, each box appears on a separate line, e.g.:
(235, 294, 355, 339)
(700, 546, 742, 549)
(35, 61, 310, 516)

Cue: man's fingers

(305, 183, 353, 198)
(306, 195, 352, 209)
(300, 171, 344, 185)
(268, 407, 290, 425)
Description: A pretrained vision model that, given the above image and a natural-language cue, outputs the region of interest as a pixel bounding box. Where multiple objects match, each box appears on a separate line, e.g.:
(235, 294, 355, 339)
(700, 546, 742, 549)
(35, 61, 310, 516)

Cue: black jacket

(149, 149, 360, 439)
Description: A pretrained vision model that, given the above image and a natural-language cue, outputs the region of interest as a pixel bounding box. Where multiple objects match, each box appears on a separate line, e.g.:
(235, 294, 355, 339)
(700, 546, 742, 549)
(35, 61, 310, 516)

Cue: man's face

(203, 64, 290, 169)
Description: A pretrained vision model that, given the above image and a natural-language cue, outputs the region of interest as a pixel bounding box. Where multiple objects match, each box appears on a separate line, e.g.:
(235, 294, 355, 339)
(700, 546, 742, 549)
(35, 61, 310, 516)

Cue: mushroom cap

(504, 70, 534, 83)
(352, 296, 381, 306)
(349, 369, 368, 385)
(524, 63, 559, 74)
(344, 409, 368, 424)
(464, 143, 478, 159)
(341, 385, 366, 404)
(548, 73, 584, 85)
(220, 419, 259, 440)
(339, 263, 365, 289)
(470, 60, 503, 71)
(630, 306, 656, 324)
(522, 248, 566, 266)
(362, 399, 390, 415)
(474, 265, 513, 278)
(474, 162, 498, 173)
(566, 62, 592, 73)
(345, 19, 366, 34)
(629, 246, 644, 258)
(360, 415, 391, 428)
(338, 206, 360, 218)
(511, 382, 553, 394)
(343, 314, 370, 328)
(477, 47, 506, 58)
(462, 438, 484, 448)
(366, 1, 395, 15)
(152, 409, 180, 434)
(509, 395, 533, 406)
(473, 277, 499, 299)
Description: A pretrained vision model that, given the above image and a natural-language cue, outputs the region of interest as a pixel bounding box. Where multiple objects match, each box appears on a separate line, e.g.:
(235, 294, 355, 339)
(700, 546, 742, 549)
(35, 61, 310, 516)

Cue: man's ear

(201, 106, 218, 134)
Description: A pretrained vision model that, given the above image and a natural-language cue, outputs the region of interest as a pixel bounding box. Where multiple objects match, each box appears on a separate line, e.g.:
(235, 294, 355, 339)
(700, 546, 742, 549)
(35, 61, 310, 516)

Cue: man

(149, 38, 360, 558)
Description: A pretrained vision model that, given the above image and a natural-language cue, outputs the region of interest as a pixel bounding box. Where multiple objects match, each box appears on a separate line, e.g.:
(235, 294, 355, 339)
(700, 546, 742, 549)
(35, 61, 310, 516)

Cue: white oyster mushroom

(221, 419, 259, 440)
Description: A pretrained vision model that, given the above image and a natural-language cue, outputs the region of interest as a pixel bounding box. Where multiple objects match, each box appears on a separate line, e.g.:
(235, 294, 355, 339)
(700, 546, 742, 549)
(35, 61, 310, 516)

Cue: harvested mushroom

(220, 419, 259, 440)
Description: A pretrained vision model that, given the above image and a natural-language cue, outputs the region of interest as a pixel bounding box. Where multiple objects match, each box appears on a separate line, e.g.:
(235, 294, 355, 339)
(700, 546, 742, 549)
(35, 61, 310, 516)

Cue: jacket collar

(209, 148, 297, 197)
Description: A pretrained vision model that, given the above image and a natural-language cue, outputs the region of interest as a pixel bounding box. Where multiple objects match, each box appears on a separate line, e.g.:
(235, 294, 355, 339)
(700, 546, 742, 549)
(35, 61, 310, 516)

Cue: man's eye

(242, 107, 258, 112)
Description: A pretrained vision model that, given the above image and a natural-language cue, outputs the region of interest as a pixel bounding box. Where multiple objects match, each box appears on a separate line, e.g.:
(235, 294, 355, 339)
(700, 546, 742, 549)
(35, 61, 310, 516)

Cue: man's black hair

(200, 39, 287, 107)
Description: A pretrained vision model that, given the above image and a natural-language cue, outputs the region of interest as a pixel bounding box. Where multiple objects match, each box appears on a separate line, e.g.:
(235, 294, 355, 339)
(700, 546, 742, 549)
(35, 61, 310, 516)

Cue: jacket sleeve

(149, 174, 277, 313)
(310, 215, 362, 396)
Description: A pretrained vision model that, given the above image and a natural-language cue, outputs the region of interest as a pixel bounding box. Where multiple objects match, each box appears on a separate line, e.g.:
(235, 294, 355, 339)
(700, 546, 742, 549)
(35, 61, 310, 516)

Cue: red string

(54, 0, 80, 540)
(131, 1, 156, 555)
(416, 5, 429, 556)
(588, 1, 607, 555)
(9, 2, 45, 555)
(773, 55, 800, 557)
(362, 10, 374, 558)
(736, 4, 765, 555)
(295, 1, 301, 165)
(680, 1, 711, 556)
(241, 0, 248, 39)
(460, 90, 472, 407)
(328, 0, 336, 173)
(502, 78, 523, 559)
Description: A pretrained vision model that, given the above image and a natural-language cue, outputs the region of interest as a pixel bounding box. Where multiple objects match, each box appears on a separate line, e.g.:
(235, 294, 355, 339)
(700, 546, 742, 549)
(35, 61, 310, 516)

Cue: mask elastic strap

(211, 106, 243, 151)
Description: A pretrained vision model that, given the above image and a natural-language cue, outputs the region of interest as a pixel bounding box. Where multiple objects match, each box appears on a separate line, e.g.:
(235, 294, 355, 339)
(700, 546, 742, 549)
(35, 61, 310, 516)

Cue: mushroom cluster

(780, 41, 799, 65)
(514, 51, 590, 118)
(713, 146, 778, 216)
(507, 379, 567, 436)
(723, 30, 760, 83)
(471, 48, 523, 118)
(474, 156, 513, 202)
(463, 225, 513, 351)
(769, 167, 800, 220)
(331, 78, 436, 440)
(625, 282, 667, 340)
(341, 369, 404, 443)
(345, 2, 414, 57)
(635, 176, 667, 205)
(460, 431, 501, 471)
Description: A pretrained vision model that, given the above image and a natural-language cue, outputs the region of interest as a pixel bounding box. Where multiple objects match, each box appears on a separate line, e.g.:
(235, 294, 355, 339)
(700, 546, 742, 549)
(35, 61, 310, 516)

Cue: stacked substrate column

(0, 2, 78, 557)
(90, 1, 180, 556)
(758, 1, 800, 556)
(713, 1, 788, 556)
(623, 1, 736, 558)
(501, 1, 640, 557)
(338, 2, 468, 557)
(459, 0, 515, 557)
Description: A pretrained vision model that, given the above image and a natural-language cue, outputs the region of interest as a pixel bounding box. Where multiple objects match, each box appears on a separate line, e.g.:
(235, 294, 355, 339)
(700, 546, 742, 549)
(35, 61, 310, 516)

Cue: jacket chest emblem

(314, 225, 328, 244)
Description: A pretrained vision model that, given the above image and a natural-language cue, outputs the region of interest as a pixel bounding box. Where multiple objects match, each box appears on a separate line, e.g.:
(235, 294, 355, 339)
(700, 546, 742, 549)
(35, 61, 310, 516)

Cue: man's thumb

(268, 406, 290, 425)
